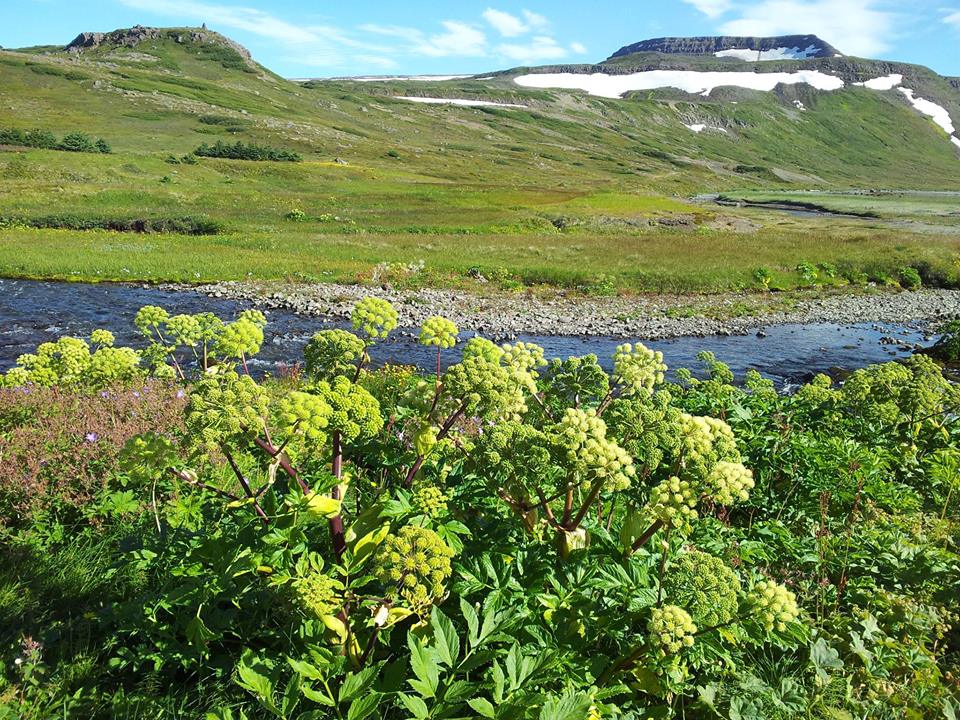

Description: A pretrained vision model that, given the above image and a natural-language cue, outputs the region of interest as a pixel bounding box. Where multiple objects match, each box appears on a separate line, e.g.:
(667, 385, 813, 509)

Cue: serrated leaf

(346, 692, 381, 720)
(340, 666, 378, 703)
(468, 698, 495, 718)
(408, 634, 439, 698)
(397, 693, 429, 720)
(460, 598, 480, 647)
(430, 607, 460, 667)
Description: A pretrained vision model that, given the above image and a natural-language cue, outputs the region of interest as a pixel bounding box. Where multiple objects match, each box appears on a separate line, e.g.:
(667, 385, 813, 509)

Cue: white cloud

(571, 41, 588, 54)
(717, 0, 896, 57)
(482, 7, 551, 37)
(118, 0, 318, 43)
(483, 8, 527, 37)
(682, 0, 734, 18)
(415, 21, 487, 57)
(496, 35, 567, 62)
(945, 9, 960, 29)
(522, 10, 550, 29)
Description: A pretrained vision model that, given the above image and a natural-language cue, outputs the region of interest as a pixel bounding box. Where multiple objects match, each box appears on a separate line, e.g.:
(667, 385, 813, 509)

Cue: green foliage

(0, 126, 110, 153)
(194, 139, 302, 162)
(1, 296, 959, 719)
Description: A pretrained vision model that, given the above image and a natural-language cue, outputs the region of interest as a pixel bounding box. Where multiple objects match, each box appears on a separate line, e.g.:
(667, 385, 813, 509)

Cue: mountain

(608, 35, 841, 61)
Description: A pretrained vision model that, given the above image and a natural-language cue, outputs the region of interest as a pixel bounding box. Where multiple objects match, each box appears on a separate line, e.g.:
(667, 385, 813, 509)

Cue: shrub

(194, 140, 302, 162)
(899, 266, 922, 290)
(796, 261, 819, 284)
(0, 126, 111, 153)
(0, 213, 223, 235)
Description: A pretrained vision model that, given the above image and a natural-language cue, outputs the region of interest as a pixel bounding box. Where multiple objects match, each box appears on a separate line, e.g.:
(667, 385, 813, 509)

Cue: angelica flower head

(663, 550, 741, 627)
(376, 526, 455, 611)
(613, 343, 666, 397)
(749, 579, 800, 633)
(411, 481, 449, 518)
(186, 370, 269, 448)
(214, 317, 264, 359)
(351, 297, 398, 340)
(294, 572, 342, 618)
(705, 461, 755, 506)
(304, 329, 366, 381)
(648, 605, 697, 657)
(645, 476, 698, 528)
(90, 329, 115, 347)
(420, 316, 459, 349)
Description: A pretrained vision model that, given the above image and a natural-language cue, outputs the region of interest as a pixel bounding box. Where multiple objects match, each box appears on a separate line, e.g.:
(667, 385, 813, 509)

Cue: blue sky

(4, 0, 960, 77)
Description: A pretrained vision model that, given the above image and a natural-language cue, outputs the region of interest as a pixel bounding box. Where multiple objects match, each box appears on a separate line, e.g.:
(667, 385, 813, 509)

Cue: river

(0, 279, 934, 387)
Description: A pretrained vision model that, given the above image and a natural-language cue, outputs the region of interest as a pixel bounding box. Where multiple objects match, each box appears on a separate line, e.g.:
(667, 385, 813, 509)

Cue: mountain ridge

(609, 35, 842, 61)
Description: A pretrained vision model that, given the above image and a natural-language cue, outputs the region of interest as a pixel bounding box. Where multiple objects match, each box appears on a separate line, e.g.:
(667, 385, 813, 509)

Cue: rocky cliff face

(609, 35, 841, 60)
(65, 25, 252, 61)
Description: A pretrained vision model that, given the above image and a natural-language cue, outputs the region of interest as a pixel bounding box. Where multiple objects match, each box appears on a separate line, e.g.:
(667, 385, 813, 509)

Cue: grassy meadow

(0, 30, 959, 294)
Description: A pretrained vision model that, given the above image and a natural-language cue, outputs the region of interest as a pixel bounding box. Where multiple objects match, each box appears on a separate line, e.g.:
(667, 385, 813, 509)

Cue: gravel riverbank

(171, 281, 960, 340)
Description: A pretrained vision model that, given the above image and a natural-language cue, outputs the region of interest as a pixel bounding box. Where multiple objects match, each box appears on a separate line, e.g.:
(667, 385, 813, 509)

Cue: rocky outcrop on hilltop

(65, 25, 252, 61)
(609, 35, 841, 60)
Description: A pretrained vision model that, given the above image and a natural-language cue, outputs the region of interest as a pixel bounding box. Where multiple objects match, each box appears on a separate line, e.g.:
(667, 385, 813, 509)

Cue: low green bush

(0, 127, 110, 153)
(0, 214, 223, 235)
(195, 140, 302, 162)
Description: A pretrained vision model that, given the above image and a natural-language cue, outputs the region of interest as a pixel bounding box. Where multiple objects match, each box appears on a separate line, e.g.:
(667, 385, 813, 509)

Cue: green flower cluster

(557, 409, 635, 491)
(501, 341, 547, 394)
(376, 526, 455, 611)
(186, 371, 269, 447)
(135, 305, 170, 334)
(704, 461, 755, 506)
(663, 550, 741, 627)
(443, 355, 518, 419)
(474, 421, 554, 504)
(605, 393, 682, 476)
(314, 376, 383, 442)
(419, 316, 459, 349)
(411, 482, 449, 518)
(304, 329, 366, 381)
(648, 605, 697, 657)
(462, 337, 504, 364)
(165, 314, 204, 346)
(90, 329, 115, 347)
(214, 314, 265, 359)
(613, 343, 666, 396)
(750, 580, 800, 633)
(794, 373, 837, 407)
(89, 346, 142, 385)
(278, 390, 332, 444)
(294, 572, 342, 618)
(679, 413, 740, 481)
(351, 297, 398, 340)
(2, 334, 142, 389)
(541, 354, 609, 411)
(645, 476, 698, 527)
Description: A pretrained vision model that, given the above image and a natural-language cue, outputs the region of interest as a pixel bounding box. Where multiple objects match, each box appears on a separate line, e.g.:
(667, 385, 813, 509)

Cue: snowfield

(397, 96, 527, 108)
(685, 124, 727, 133)
(898, 88, 956, 134)
(715, 45, 822, 61)
(854, 74, 903, 90)
(513, 70, 845, 98)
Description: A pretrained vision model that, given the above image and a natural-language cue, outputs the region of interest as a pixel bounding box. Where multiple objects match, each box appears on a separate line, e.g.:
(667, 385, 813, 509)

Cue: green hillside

(0, 27, 958, 292)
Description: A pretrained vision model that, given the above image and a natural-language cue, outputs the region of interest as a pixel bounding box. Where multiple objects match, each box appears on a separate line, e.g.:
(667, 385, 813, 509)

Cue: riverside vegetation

(1, 298, 959, 719)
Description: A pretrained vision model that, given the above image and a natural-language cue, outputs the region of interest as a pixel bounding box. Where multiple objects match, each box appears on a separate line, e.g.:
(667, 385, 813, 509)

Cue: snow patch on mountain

(898, 88, 956, 134)
(513, 70, 845, 98)
(685, 124, 727, 133)
(854, 74, 903, 90)
(715, 45, 821, 61)
(397, 96, 527, 108)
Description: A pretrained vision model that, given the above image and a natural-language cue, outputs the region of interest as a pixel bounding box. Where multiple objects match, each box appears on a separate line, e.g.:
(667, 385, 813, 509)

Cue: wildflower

(85, 432, 98, 443)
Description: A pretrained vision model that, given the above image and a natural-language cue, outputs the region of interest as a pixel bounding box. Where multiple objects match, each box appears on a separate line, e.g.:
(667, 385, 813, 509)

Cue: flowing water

(0, 279, 934, 386)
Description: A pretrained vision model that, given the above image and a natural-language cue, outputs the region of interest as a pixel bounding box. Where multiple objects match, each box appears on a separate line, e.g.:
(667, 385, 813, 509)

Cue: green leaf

(340, 666, 378, 703)
(538, 690, 592, 720)
(281, 674, 301, 717)
(468, 698, 496, 718)
(346, 692, 381, 720)
(460, 598, 480, 647)
(351, 523, 390, 569)
(430, 607, 460, 668)
(491, 661, 505, 705)
(397, 693, 429, 720)
(408, 634, 440, 698)
(236, 651, 280, 717)
(186, 613, 217, 646)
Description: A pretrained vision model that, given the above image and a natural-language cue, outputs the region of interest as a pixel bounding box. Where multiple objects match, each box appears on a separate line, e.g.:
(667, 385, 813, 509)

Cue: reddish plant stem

(222, 447, 269, 524)
(656, 525, 672, 607)
(168, 468, 241, 501)
(252, 436, 311, 495)
(629, 519, 665, 555)
(329, 431, 346, 562)
(403, 401, 467, 488)
(568, 477, 606, 530)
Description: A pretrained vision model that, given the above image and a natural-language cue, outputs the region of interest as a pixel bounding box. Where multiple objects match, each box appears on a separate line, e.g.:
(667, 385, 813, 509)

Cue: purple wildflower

(85, 432, 98, 443)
